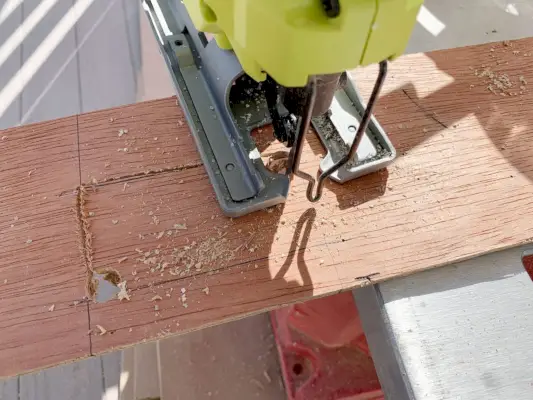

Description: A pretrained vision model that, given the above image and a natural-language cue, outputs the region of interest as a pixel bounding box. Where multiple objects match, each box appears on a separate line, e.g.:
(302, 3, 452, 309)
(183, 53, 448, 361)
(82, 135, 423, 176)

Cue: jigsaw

(144, 0, 423, 216)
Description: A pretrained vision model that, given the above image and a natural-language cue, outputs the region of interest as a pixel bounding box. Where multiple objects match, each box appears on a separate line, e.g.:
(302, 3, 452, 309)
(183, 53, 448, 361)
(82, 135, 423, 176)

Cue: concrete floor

(0, 0, 532, 399)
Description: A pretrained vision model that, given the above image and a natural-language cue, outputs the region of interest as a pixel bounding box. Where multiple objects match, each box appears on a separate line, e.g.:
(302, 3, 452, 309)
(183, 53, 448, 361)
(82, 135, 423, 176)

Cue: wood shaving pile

(261, 151, 289, 174)
(135, 228, 235, 280)
(172, 230, 236, 275)
(476, 67, 514, 95)
(473, 41, 529, 96)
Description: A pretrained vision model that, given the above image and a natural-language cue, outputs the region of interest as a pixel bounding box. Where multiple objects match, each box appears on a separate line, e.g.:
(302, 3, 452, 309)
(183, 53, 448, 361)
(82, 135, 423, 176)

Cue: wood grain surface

(2, 37, 533, 376)
(0, 116, 89, 377)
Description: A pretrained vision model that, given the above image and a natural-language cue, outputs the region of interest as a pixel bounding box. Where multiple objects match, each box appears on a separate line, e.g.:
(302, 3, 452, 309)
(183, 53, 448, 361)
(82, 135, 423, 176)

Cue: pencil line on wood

(84, 162, 204, 187)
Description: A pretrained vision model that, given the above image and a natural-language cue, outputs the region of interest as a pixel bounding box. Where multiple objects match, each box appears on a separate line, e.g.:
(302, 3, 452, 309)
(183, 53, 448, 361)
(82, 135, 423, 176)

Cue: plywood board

(0, 116, 89, 377)
(2, 37, 533, 376)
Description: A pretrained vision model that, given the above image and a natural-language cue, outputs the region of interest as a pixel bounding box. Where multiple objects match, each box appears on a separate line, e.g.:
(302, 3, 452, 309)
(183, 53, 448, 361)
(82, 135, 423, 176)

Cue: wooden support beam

(2, 38, 533, 377)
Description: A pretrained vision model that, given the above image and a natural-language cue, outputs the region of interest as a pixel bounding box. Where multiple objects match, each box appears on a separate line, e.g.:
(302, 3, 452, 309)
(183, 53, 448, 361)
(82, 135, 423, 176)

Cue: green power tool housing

(185, 0, 422, 86)
(144, 0, 423, 216)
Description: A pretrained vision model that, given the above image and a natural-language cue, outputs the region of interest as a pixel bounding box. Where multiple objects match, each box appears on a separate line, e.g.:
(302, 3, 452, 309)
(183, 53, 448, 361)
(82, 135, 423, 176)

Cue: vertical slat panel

(159, 315, 285, 399)
(119, 348, 135, 400)
(101, 352, 122, 400)
(136, 4, 173, 102)
(20, 358, 103, 400)
(0, 376, 18, 400)
(121, 0, 141, 97)
(20, 0, 81, 125)
(0, 0, 22, 129)
(76, 0, 135, 113)
(133, 342, 160, 400)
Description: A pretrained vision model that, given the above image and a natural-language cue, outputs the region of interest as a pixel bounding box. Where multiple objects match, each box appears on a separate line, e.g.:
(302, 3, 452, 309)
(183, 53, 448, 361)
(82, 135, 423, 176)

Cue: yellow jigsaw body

(183, 0, 423, 87)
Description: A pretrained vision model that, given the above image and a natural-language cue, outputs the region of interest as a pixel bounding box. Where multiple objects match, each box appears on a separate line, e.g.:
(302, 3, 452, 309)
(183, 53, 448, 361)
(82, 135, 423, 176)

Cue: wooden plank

(19, 358, 103, 400)
(81, 38, 533, 352)
(77, 96, 199, 184)
(0, 116, 89, 377)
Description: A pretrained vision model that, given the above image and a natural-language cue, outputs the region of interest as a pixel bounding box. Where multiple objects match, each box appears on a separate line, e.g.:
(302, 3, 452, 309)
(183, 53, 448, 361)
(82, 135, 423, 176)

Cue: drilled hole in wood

(92, 268, 122, 303)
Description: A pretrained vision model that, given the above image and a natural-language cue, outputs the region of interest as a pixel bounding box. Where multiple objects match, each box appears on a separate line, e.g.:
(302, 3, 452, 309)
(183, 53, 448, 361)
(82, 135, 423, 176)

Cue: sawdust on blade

(261, 151, 289, 174)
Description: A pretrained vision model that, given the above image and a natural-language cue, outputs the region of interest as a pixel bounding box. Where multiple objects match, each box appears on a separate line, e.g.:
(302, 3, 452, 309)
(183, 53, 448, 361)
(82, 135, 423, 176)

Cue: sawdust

(474, 42, 529, 96)
(95, 325, 107, 335)
(476, 67, 513, 95)
(261, 151, 289, 174)
(117, 281, 130, 301)
(138, 228, 236, 277)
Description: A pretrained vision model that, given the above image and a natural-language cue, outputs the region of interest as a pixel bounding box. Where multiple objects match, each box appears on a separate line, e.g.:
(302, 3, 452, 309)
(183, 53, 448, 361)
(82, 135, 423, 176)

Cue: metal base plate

(312, 79, 396, 183)
(144, 0, 289, 217)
